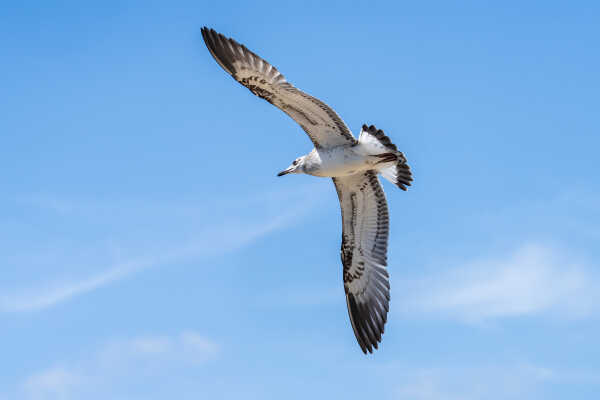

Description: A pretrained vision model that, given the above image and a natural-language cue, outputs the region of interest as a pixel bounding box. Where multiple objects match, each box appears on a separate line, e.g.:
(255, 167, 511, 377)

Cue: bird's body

(301, 142, 398, 178)
(305, 146, 369, 177)
(201, 27, 413, 354)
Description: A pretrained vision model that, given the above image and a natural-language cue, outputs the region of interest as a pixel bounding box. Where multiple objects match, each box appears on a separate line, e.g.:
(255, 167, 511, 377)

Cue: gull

(201, 27, 413, 354)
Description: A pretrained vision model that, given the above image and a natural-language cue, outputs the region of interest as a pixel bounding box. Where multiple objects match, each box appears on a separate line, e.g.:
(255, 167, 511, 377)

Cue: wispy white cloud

(397, 244, 598, 322)
(23, 366, 81, 400)
(22, 331, 218, 400)
(390, 362, 598, 400)
(96, 331, 219, 371)
(1, 184, 327, 313)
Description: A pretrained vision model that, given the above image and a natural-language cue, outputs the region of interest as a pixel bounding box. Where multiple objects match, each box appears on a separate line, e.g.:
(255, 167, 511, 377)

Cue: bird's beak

(277, 169, 291, 177)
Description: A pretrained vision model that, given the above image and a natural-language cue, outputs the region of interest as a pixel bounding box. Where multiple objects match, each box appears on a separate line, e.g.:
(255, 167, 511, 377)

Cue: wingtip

(200, 26, 211, 43)
(200, 26, 211, 36)
(200, 27, 219, 44)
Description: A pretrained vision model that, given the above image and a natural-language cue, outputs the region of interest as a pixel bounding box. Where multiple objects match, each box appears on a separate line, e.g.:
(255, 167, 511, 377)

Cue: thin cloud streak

(1, 256, 153, 313)
(1, 184, 327, 313)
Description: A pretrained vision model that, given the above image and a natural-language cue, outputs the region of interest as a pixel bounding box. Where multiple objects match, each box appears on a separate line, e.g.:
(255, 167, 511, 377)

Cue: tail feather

(359, 124, 413, 190)
(379, 157, 412, 191)
(359, 124, 398, 152)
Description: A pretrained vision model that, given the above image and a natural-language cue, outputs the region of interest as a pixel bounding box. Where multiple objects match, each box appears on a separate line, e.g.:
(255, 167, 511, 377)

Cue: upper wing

(333, 172, 390, 354)
(201, 27, 356, 148)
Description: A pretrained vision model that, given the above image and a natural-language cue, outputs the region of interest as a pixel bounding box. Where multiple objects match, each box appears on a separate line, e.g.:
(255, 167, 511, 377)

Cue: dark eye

(293, 160, 298, 165)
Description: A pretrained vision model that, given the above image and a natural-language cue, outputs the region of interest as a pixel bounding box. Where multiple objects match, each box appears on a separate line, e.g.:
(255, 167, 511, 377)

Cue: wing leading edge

(201, 27, 356, 148)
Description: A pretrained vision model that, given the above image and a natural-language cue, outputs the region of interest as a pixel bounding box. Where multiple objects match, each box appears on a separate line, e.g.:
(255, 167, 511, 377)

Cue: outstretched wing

(333, 172, 390, 354)
(201, 27, 356, 148)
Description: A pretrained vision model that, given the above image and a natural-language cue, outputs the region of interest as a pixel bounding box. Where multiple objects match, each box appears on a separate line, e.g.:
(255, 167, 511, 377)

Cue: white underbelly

(310, 148, 372, 177)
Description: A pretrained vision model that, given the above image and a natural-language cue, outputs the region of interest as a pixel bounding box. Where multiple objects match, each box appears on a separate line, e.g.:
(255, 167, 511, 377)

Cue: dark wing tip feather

(347, 292, 387, 354)
(201, 27, 285, 83)
(201, 27, 237, 76)
(346, 294, 370, 354)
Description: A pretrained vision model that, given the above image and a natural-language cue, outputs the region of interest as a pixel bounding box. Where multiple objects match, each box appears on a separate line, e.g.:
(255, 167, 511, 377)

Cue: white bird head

(277, 156, 305, 176)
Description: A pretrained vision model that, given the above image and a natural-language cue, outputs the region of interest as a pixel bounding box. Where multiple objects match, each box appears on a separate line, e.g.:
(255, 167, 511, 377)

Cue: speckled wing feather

(333, 171, 390, 354)
(201, 27, 356, 148)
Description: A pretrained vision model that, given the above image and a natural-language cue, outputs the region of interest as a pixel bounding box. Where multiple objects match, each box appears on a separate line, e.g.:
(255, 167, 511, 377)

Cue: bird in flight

(201, 27, 413, 354)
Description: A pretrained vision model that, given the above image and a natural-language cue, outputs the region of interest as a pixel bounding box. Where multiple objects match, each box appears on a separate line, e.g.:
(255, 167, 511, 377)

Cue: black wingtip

(200, 26, 211, 37)
(346, 292, 385, 355)
(347, 294, 369, 354)
(200, 26, 238, 76)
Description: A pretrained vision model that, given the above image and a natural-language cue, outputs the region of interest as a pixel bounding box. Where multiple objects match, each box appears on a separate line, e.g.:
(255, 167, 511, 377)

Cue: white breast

(309, 146, 371, 178)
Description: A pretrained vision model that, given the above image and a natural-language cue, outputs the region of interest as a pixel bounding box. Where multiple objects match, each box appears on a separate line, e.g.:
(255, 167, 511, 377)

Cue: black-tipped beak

(277, 170, 290, 177)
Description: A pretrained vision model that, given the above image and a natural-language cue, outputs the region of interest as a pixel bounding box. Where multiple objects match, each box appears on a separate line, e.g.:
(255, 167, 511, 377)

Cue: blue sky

(1, 1, 599, 399)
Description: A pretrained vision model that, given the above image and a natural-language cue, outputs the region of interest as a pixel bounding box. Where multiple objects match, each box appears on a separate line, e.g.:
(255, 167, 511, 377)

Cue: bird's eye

(293, 160, 298, 165)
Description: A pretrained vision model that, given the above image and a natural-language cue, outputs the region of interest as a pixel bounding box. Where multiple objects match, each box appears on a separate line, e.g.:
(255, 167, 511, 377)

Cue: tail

(359, 124, 413, 191)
